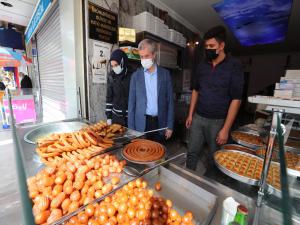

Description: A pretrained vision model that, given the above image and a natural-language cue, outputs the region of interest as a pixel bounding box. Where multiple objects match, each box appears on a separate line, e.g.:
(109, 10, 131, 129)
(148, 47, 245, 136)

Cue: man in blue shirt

(128, 39, 174, 143)
(185, 26, 244, 170)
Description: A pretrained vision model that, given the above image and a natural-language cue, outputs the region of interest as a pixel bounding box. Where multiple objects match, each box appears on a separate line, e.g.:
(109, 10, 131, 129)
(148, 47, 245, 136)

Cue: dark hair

(203, 25, 226, 43)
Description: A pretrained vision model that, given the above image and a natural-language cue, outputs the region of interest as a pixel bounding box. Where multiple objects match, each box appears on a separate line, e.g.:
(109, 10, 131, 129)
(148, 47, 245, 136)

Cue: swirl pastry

(122, 139, 165, 163)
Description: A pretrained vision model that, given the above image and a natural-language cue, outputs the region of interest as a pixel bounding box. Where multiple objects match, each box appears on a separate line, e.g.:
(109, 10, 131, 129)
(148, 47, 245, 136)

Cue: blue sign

(25, 0, 52, 44)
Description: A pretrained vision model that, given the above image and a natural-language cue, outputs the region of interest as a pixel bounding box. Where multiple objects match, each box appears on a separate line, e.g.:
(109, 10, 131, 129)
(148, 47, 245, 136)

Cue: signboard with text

(25, 0, 52, 44)
(3, 96, 37, 124)
(88, 2, 118, 44)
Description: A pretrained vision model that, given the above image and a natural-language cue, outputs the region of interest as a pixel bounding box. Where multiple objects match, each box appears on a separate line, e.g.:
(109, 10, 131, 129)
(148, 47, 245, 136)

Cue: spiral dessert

(122, 139, 165, 163)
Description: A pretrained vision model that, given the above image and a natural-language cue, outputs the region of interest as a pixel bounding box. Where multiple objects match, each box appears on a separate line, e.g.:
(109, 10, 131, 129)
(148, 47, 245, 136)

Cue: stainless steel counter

(7, 120, 300, 224)
(168, 163, 300, 225)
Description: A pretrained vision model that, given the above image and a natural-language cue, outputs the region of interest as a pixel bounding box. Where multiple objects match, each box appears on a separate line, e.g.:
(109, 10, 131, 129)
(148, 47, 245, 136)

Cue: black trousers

(144, 115, 165, 144)
(112, 114, 127, 127)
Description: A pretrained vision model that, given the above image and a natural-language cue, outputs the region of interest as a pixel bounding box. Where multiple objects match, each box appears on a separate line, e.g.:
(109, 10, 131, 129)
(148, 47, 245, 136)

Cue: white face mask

(141, 58, 154, 70)
(112, 65, 123, 74)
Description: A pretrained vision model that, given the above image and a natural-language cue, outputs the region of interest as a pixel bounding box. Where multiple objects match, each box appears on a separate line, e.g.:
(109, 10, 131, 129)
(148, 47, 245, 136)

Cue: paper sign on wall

(92, 42, 112, 84)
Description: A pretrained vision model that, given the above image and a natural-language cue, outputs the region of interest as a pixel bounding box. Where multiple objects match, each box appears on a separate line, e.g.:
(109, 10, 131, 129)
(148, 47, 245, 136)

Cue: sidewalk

(0, 129, 22, 225)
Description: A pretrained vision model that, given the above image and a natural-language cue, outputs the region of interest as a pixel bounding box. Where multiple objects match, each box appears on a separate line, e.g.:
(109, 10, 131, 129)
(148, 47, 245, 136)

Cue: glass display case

(248, 96, 300, 225)
(5, 89, 300, 225)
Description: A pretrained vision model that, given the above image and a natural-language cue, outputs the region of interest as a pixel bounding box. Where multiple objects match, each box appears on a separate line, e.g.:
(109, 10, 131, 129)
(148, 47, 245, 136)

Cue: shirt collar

(144, 64, 157, 75)
(206, 55, 228, 66)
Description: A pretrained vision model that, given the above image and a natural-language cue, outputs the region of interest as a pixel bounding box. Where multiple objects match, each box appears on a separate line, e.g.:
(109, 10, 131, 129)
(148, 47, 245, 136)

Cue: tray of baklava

(214, 150, 280, 187)
(231, 131, 265, 149)
(256, 147, 300, 177)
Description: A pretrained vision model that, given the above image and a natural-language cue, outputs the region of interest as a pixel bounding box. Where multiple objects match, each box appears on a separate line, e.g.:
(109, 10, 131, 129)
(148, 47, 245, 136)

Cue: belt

(145, 114, 158, 121)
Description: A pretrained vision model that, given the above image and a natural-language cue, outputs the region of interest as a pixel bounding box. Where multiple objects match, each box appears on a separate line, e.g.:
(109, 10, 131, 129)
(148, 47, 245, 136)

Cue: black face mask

(205, 49, 219, 61)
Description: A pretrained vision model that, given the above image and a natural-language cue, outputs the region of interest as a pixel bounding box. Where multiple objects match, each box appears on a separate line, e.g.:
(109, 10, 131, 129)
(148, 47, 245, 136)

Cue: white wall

(59, 0, 85, 119)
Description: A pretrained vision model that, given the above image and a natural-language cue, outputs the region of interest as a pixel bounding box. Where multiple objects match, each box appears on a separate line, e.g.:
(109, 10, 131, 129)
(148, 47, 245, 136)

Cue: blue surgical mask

(112, 65, 123, 74)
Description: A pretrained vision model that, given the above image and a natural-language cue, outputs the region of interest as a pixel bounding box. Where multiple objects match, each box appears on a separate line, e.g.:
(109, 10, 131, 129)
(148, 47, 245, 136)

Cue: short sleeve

(191, 65, 201, 91)
(229, 60, 244, 100)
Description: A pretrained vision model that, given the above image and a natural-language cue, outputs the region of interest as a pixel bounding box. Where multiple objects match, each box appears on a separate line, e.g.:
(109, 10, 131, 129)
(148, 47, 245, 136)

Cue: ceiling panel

(0, 0, 38, 26)
(160, 0, 300, 53)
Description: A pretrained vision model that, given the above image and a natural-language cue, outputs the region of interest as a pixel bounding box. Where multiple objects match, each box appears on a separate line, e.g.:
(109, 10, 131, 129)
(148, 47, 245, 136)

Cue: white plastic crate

(161, 25, 169, 40)
(274, 89, 293, 98)
(132, 11, 155, 33)
(285, 70, 300, 79)
(154, 17, 165, 36)
(169, 29, 179, 42)
(179, 37, 187, 47)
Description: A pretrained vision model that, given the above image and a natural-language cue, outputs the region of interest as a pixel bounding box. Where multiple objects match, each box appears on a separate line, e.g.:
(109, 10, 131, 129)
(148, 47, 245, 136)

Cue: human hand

(165, 129, 173, 139)
(185, 115, 193, 129)
(216, 128, 229, 145)
(107, 119, 112, 125)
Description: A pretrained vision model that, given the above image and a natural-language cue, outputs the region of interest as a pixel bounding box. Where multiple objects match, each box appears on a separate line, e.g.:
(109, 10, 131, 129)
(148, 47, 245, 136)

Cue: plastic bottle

(229, 205, 248, 225)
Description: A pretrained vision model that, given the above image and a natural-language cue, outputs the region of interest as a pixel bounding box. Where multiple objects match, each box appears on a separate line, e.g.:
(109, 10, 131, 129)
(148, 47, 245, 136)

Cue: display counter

(9, 117, 300, 225)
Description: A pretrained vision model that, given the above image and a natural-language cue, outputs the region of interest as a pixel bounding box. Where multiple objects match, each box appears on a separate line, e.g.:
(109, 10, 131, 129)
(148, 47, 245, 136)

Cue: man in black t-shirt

(185, 26, 244, 171)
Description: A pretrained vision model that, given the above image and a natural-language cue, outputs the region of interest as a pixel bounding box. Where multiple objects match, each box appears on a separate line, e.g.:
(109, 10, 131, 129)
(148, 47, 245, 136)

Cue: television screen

(213, 0, 293, 46)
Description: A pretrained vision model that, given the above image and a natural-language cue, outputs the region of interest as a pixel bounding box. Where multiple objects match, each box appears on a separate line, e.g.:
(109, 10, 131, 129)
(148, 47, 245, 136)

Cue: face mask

(205, 49, 219, 61)
(112, 65, 123, 74)
(141, 58, 154, 70)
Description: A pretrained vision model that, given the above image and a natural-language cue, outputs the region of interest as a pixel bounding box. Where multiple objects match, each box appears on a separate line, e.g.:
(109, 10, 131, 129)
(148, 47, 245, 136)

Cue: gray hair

(138, 39, 157, 54)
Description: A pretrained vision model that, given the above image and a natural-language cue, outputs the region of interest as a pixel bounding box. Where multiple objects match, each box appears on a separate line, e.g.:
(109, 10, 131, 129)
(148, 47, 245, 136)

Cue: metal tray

(214, 150, 261, 186)
(121, 145, 166, 165)
(287, 167, 300, 177)
(221, 144, 256, 153)
(231, 131, 264, 149)
(24, 121, 89, 144)
(255, 148, 300, 177)
(267, 184, 281, 198)
(143, 166, 217, 225)
(237, 124, 267, 134)
(52, 166, 217, 225)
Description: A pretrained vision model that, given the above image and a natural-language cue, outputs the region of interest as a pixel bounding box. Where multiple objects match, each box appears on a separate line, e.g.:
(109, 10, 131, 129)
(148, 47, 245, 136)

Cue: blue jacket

(128, 66, 174, 133)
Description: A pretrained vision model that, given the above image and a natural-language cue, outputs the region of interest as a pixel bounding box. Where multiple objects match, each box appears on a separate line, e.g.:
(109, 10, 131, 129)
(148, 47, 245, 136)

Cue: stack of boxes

(132, 11, 186, 47)
(274, 70, 300, 99)
(132, 12, 155, 34)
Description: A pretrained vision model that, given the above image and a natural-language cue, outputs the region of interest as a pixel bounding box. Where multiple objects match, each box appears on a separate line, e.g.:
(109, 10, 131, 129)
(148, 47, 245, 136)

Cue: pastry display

(82, 121, 125, 139)
(222, 144, 255, 155)
(256, 148, 300, 171)
(214, 151, 280, 188)
(284, 151, 300, 171)
(255, 148, 278, 160)
(231, 131, 264, 147)
(66, 178, 195, 225)
(27, 154, 126, 224)
(122, 139, 165, 163)
(36, 122, 124, 165)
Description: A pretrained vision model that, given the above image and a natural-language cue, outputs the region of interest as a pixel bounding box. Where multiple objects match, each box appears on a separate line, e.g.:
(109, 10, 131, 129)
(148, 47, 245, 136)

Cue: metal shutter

(36, 4, 66, 122)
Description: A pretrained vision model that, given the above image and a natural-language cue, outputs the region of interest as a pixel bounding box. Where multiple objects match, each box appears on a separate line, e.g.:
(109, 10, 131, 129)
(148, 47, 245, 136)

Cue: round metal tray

(255, 148, 300, 177)
(287, 167, 300, 177)
(121, 145, 166, 165)
(214, 150, 260, 186)
(267, 184, 281, 198)
(231, 131, 264, 149)
(24, 121, 88, 144)
(221, 144, 256, 153)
